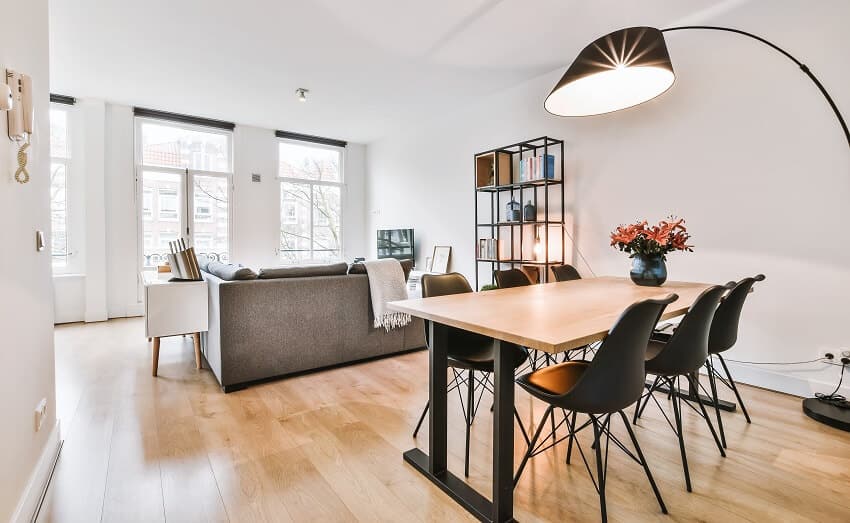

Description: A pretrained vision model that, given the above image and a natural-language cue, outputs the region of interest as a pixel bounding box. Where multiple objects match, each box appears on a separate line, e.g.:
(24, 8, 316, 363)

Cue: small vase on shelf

(629, 254, 667, 287)
(523, 200, 536, 221)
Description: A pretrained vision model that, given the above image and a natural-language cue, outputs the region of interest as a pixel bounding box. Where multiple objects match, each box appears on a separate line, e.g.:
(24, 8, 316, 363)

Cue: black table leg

(429, 321, 448, 475)
(404, 322, 499, 522)
(492, 339, 515, 522)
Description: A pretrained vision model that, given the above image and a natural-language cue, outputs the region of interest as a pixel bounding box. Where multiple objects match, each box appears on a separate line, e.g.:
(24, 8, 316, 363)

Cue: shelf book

(519, 154, 555, 182)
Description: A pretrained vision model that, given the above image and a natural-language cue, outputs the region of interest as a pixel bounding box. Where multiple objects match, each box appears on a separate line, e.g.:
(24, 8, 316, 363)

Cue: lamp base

(802, 397, 850, 432)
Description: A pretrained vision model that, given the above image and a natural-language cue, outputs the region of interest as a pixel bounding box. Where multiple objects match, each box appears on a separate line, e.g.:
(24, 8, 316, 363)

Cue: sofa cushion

(197, 256, 211, 273)
(207, 261, 258, 281)
(258, 262, 349, 279)
(349, 259, 414, 281)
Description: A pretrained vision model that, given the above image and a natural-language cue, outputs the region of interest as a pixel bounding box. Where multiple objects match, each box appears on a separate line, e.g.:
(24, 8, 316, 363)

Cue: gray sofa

(202, 271, 425, 392)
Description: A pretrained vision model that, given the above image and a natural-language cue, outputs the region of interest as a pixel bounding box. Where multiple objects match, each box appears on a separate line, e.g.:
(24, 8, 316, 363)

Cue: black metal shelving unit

(474, 136, 565, 289)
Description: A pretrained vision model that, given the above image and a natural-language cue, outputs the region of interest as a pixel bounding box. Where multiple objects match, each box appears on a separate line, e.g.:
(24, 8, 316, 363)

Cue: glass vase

(630, 254, 667, 286)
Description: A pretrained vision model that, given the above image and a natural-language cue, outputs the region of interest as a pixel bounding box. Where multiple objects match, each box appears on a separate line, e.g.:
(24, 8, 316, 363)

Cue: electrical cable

(561, 224, 596, 277)
(722, 356, 828, 365)
(814, 362, 849, 409)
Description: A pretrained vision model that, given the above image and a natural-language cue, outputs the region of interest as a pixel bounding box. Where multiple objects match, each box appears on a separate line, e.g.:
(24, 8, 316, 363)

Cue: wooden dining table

(388, 276, 712, 523)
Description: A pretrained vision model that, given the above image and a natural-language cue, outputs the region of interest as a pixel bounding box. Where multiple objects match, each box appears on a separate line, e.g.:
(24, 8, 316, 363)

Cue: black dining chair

(411, 272, 530, 477)
(552, 264, 582, 282)
(705, 274, 765, 448)
(633, 285, 727, 492)
(494, 268, 532, 288)
(514, 294, 677, 522)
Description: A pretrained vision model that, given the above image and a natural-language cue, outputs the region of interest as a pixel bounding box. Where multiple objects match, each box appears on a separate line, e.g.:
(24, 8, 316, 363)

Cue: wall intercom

(4, 69, 34, 183)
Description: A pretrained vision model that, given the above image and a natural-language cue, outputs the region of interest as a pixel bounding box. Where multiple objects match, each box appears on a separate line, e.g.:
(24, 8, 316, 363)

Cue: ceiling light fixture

(296, 88, 309, 102)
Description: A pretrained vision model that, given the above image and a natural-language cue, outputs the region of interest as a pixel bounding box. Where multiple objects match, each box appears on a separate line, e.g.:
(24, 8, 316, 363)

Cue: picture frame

(430, 246, 451, 273)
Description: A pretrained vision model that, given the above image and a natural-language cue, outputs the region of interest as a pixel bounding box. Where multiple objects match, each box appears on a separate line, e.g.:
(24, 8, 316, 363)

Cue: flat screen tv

(377, 229, 414, 260)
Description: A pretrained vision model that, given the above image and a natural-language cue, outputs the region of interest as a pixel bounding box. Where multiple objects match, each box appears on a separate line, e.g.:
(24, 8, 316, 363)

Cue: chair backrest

(420, 272, 473, 347)
(648, 285, 727, 374)
(552, 264, 582, 282)
(563, 294, 678, 413)
(421, 272, 472, 298)
(494, 269, 531, 289)
(709, 274, 765, 354)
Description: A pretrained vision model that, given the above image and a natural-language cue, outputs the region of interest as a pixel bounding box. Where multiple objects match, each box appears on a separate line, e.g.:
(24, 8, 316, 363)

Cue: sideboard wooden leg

(193, 332, 202, 369)
(152, 337, 161, 377)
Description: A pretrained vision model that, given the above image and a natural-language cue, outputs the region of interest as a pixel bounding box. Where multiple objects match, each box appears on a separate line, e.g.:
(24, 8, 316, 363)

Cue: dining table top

(388, 276, 712, 353)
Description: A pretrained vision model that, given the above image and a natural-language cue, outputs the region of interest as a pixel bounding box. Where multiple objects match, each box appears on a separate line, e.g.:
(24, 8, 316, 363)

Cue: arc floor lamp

(546, 25, 849, 431)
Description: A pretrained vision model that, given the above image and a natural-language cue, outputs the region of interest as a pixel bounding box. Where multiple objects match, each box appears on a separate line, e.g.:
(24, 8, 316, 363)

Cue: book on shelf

(518, 154, 556, 182)
(478, 238, 499, 260)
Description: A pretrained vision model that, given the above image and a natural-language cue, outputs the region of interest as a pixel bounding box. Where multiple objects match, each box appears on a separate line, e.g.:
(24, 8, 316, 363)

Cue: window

(278, 141, 344, 264)
(282, 198, 297, 224)
(194, 196, 212, 222)
(158, 188, 178, 220)
(194, 233, 213, 249)
(142, 189, 153, 220)
(137, 118, 232, 268)
(50, 106, 72, 271)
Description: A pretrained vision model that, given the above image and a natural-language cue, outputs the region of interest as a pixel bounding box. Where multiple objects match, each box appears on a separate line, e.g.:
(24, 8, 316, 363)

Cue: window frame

(277, 138, 345, 264)
(134, 117, 234, 274)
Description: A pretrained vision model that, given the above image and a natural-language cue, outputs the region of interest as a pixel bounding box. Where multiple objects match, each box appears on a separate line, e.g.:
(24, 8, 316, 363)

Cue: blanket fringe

(374, 312, 412, 332)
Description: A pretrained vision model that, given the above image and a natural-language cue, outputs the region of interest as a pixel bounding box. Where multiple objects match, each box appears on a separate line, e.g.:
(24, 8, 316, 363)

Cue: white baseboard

(710, 359, 850, 399)
(11, 422, 62, 523)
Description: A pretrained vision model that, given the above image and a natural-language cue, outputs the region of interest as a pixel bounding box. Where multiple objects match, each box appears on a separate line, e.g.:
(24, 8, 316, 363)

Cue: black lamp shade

(545, 26, 675, 117)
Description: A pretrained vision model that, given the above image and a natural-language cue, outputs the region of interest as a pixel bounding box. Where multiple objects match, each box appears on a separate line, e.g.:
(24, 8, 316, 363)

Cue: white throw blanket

(363, 259, 412, 331)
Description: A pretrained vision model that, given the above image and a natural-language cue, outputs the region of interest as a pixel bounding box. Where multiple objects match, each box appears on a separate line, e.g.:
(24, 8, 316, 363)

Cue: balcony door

(136, 118, 233, 270)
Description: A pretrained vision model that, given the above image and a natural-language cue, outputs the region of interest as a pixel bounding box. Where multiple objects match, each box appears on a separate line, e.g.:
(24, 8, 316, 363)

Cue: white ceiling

(49, 0, 733, 143)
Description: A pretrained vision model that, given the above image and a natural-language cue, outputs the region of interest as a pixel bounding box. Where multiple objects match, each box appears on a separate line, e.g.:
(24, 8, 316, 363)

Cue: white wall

(366, 0, 850, 397)
(54, 106, 370, 322)
(0, 0, 59, 520)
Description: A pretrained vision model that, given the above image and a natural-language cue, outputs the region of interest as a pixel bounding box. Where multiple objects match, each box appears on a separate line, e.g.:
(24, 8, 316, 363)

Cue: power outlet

(34, 398, 47, 432)
(842, 350, 850, 359)
(821, 350, 836, 361)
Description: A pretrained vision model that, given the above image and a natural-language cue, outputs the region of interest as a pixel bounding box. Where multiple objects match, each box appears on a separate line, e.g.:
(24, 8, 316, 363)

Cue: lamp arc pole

(661, 25, 850, 149)
(662, 25, 849, 431)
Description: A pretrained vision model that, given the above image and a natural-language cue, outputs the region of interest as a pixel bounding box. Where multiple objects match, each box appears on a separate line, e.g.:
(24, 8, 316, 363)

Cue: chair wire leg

(413, 401, 429, 438)
(514, 405, 553, 485)
(514, 408, 531, 446)
(717, 353, 751, 423)
(566, 410, 577, 465)
(464, 370, 474, 477)
(634, 375, 659, 424)
(618, 411, 667, 514)
(687, 374, 726, 457)
(592, 416, 608, 523)
(706, 358, 726, 448)
(671, 376, 692, 492)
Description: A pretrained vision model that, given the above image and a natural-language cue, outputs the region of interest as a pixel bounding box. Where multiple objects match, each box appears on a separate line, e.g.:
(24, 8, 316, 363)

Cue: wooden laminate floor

(39, 318, 850, 522)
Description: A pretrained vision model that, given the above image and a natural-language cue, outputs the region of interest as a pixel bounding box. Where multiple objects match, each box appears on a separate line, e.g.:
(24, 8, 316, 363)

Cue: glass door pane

(192, 174, 229, 263)
(50, 162, 68, 268)
(312, 184, 341, 262)
(142, 170, 185, 268)
(280, 181, 312, 264)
